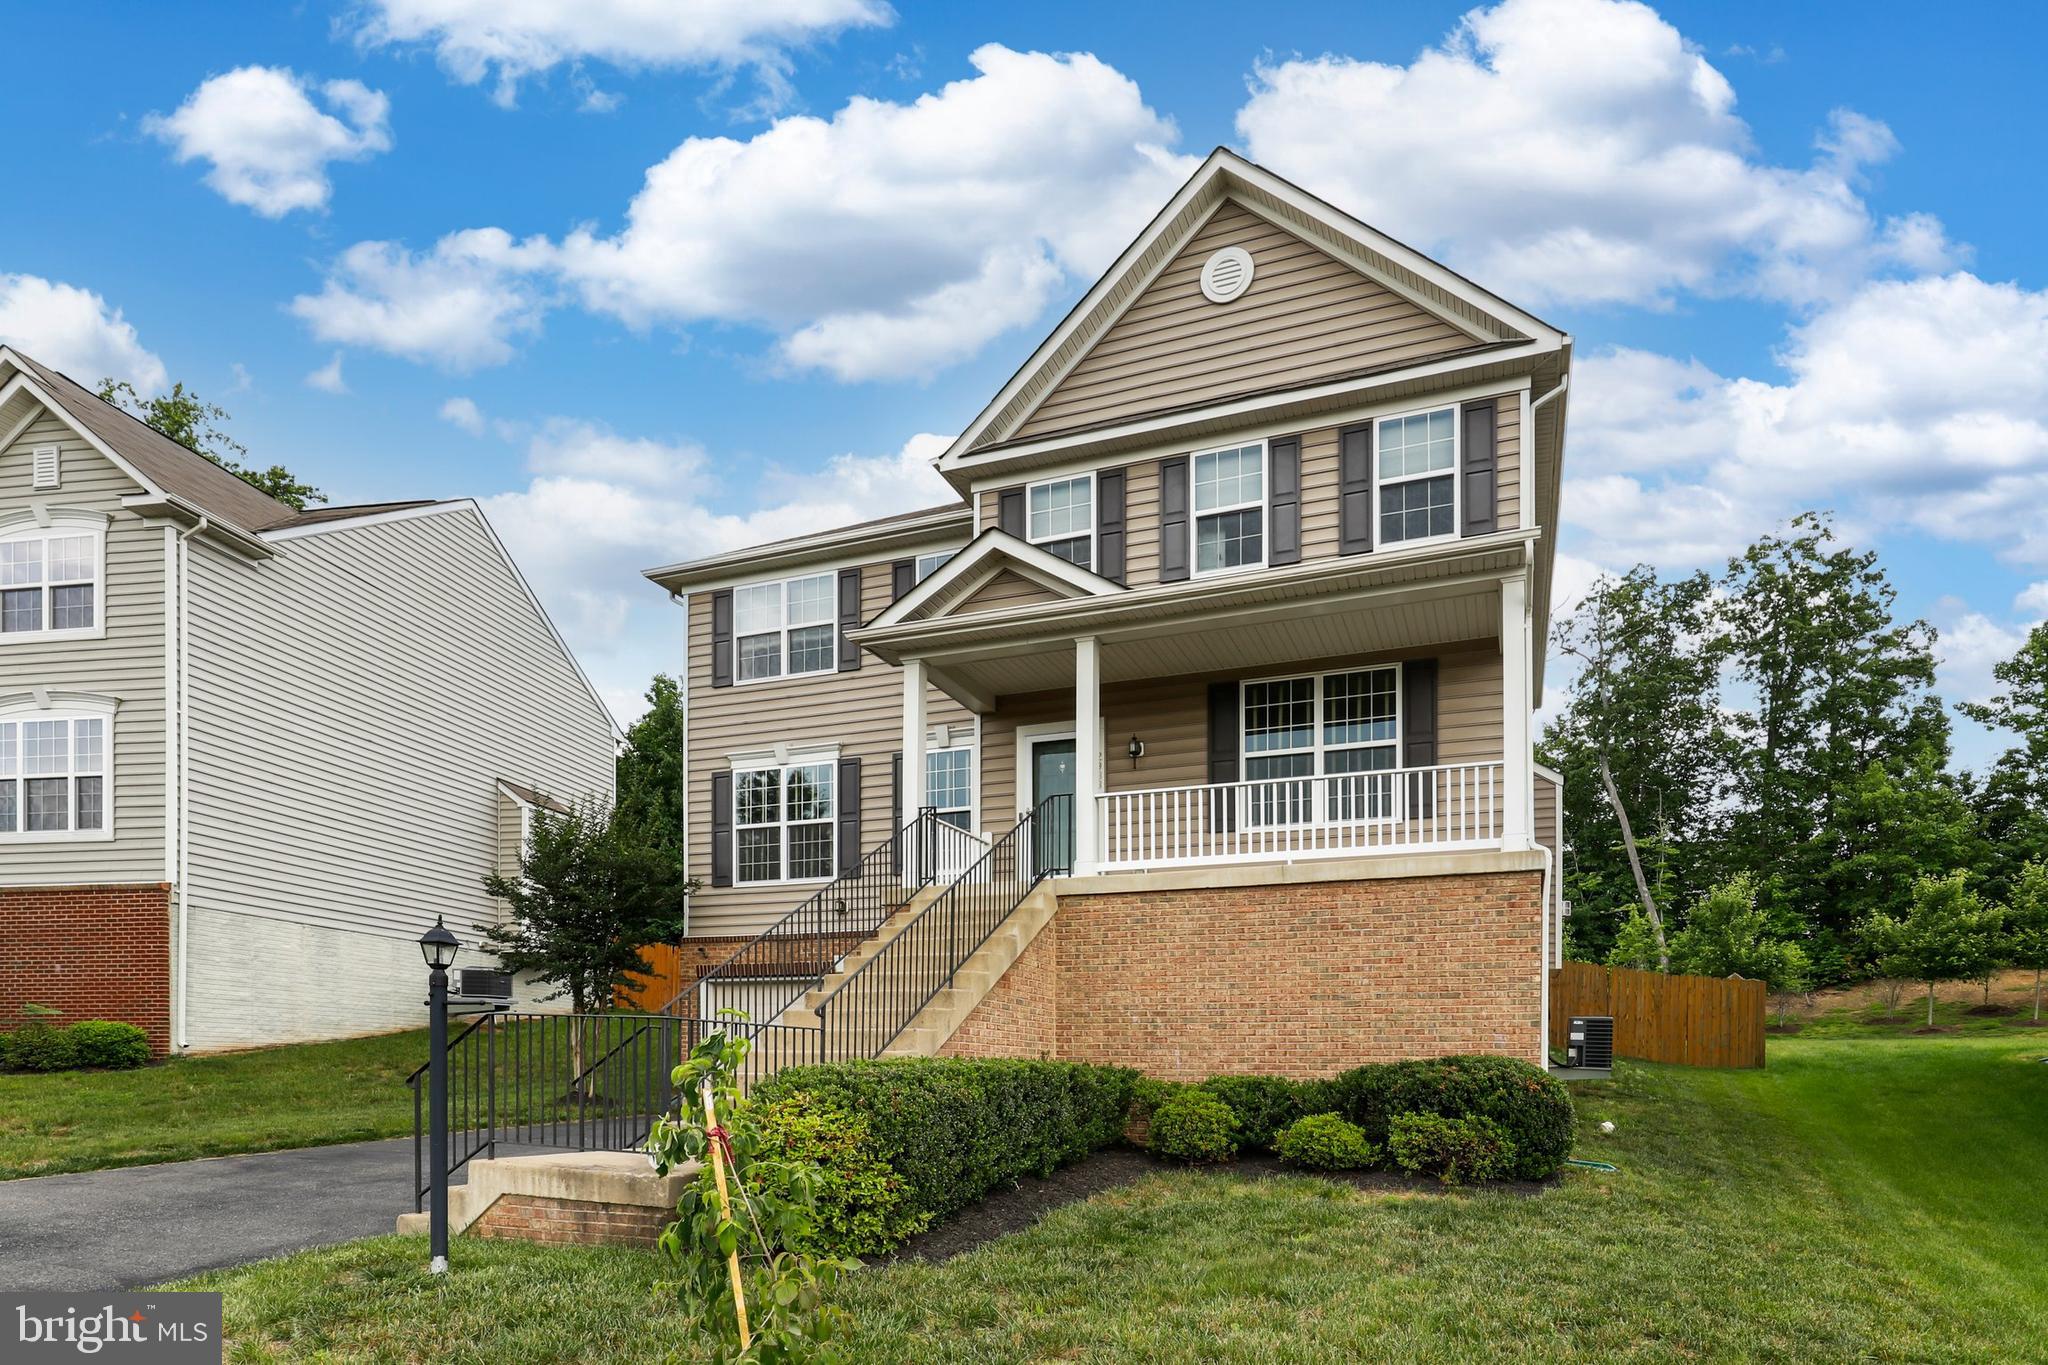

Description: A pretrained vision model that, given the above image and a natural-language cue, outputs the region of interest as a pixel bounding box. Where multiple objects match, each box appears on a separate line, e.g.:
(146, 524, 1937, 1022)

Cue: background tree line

(1542, 512, 2048, 1013)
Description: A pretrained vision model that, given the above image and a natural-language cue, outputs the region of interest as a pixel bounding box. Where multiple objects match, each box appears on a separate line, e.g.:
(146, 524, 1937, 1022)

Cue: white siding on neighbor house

(181, 504, 614, 1050)
(0, 409, 167, 885)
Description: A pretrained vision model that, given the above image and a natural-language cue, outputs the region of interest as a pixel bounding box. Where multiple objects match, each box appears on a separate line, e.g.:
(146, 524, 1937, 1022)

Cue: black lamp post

(418, 916, 460, 1274)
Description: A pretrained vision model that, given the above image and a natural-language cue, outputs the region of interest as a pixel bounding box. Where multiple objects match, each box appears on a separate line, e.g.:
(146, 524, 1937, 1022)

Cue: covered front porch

(855, 529, 1544, 878)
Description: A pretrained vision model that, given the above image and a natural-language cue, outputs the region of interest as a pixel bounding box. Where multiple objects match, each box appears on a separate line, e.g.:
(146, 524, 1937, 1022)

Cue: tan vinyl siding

(685, 564, 974, 939)
(183, 507, 614, 954)
(0, 411, 165, 885)
(957, 570, 1063, 614)
(1535, 770, 1561, 864)
(981, 643, 1503, 818)
(1495, 394, 1522, 531)
(1014, 200, 1476, 441)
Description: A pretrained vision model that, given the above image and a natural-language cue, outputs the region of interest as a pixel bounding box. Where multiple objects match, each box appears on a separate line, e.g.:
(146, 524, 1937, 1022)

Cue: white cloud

(1236, 0, 1957, 309)
(305, 352, 349, 393)
(525, 418, 705, 485)
(349, 0, 892, 108)
(0, 274, 166, 393)
(227, 362, 252, 393)
(294, 45, 1194, 379)
(2016, 582, 2048, 618)
(439, 396, 485, 434)
(289, 229, 553, 372)
(143, 67, 391, 218)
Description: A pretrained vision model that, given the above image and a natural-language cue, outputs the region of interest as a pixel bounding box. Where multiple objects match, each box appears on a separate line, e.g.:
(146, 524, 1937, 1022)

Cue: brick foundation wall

(0, 884, 173, 1054)
(938, 919, 1061, 1060)
(468, 1194, 671, 1247)
(933, 870, 1543, 1080)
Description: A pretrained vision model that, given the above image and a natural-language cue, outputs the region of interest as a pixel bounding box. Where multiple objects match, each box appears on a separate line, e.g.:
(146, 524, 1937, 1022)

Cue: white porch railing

(1096, 762, 1505, 870)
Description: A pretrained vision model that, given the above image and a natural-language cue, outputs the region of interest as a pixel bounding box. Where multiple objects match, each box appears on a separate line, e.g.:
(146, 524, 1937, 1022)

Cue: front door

(1029, 738, 1077, 875)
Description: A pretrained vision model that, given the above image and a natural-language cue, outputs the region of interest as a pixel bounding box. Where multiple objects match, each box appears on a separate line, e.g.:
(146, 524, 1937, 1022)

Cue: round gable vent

(1199, 246, 1255, 303)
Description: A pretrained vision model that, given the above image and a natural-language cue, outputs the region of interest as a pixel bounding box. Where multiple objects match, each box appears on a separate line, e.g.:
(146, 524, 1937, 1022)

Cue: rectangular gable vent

(31, 445, 59, 490)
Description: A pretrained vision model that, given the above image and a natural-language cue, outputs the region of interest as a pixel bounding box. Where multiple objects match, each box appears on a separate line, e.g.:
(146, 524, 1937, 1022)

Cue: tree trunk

(1598, 751, 1669, 970)
(1927, 980, 1937, 1029)
(2035, 968, 2042, 1023)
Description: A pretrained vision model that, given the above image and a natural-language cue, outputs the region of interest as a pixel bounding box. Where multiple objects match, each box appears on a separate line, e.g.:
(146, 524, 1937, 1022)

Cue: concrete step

(396, 1150, 698, 1247)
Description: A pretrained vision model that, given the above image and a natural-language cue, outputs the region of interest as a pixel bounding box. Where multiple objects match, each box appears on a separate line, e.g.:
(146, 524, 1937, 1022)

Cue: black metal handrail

(813, 794, 1069, 1060)
(658, 810, 950, 1020)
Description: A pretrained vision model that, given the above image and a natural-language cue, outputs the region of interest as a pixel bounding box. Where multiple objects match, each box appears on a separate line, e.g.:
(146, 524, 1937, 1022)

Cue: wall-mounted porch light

(1126, 735, 1145, 768)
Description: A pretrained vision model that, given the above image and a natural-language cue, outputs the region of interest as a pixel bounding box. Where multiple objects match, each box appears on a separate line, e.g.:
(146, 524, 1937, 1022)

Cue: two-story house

(643, 149, 1568, 1079)
(0, 347, 615, 1053)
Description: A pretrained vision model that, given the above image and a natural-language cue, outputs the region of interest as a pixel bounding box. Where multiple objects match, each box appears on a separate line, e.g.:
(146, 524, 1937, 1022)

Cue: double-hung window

(925, 746, 974, 831)
(1377, 407, 1457, 546)
(734, 759, 835, 883)
(914, 550, 955, 583)
(0, 710, 110, 838)
(734, 572, 836, 683)
(0, 522, 101, 639)
(1241, 667, 1399, 824)
(1027, 476, 1092, 569)
(1193, 442, 1264, 574)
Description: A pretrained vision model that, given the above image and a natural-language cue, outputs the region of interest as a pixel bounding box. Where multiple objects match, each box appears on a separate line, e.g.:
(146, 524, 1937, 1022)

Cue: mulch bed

(879, 1148, 1546, 1264)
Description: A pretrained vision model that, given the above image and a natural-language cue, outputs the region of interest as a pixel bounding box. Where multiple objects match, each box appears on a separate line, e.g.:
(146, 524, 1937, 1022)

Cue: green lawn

(0, 1028, 427, 1178)
(173, 1033, 2048, 1363)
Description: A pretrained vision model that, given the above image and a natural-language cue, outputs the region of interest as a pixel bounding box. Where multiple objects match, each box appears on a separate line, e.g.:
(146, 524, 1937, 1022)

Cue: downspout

(1530, 373, 1567, 413)
(1536, 842, 1554, 1069)
(172, 517, 207, 1051)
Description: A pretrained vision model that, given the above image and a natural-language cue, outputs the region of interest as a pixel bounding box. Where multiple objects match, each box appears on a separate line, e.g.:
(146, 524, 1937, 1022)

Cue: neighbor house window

(926, 746, 974, 831)
(1027, 475, 1092, 569)
(734, 572, 836, 682)
(914, 550, 955, 583)
(733, 759, 836, 883)
(1193, 442, 1264, 574)
(0, 523, 101, 639)
(1377, 407, 1457, 546)
(0, 711, 109, 838)
(1241, 667, 1399, 823)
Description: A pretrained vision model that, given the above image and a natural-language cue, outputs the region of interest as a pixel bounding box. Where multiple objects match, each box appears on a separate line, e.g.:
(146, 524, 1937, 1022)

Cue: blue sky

(2, 0, 2042, 768)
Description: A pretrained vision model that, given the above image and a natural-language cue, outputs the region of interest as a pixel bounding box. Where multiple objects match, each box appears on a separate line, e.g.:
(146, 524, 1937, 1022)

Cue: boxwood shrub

(1327, 1055, 1571, 1180)
(1196, 1074, 1308, 1151)
(750, 1092, 927, 1256)
(2, 1023, 78, 1073)
(1387, 1112, 1518, 1185)
(1147, 1089, 1236, 1164)
(753, 1057, 1136, 1234)
(1273, 1113, 1380, 1171)
(66, 1021, 152, 1070)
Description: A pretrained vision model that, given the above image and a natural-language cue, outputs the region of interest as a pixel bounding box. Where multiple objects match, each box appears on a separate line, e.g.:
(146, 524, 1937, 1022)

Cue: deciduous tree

(97, 377, 325, 510)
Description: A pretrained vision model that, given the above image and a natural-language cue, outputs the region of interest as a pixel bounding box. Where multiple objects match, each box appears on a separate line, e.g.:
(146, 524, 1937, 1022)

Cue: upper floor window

(0, 521, 102, 640)
(914, 550, 955, 583)
(1377, 407, 1457, 546)
(1027, 475, 1092, 569)
(0, 708, 111, 839)
(734, 759, 835, 883)
(734, 572, 836, 683)
(1193, 442, 1264, 575)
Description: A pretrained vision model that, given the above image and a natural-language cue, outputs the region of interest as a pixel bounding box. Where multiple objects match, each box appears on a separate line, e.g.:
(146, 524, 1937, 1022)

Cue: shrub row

(752, 1057, 1136, 1252)
(0, 1019, 152, 1072)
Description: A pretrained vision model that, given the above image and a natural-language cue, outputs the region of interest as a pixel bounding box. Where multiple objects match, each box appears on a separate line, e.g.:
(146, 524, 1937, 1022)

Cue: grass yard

(174, 1032, 2048, 1363)
(0, 1028, 426, 1178)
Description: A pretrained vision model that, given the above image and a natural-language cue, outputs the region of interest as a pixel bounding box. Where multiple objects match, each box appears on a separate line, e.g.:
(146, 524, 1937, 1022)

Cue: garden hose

(1565, 1158, 1619, 1172)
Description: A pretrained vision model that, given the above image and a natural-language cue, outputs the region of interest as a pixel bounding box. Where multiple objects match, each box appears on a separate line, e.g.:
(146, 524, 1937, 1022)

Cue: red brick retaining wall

(0, 884, 173, 1053)
(938, 920, 1061, 1060)
(469, 1194, 671, 1247)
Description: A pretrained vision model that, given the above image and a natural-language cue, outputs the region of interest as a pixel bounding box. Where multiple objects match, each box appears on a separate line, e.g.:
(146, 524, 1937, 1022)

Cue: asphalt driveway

(0, 1137, 441, 1291)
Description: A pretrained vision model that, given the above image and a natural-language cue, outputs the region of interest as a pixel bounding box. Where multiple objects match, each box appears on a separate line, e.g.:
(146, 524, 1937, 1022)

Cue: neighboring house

(646, 148, 1569, 1079)
(0, 348, 615, 1052)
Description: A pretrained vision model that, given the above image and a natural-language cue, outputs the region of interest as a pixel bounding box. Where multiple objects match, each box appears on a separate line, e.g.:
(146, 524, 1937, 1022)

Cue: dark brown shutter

(891, 559, 915, 600)
(836, 756, 862, 873)
(1207, 680, 1241, 834)
(1339, 423, 1373, 555)
(1160, 456, 1190, 582)
(1097, 467, 1127, 584)
(1403, 659, 1439, 819)
(710, 770, 734, 887)
(710, 589, 735, 688)
(1461, 401, 1498, 537)
(837, 567, 862, 671)
(1268, 436, 1301, 566)
(997, 487, 1025, 537)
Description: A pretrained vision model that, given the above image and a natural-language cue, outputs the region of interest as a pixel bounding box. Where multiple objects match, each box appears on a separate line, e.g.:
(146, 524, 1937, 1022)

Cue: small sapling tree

(2002, 860, 2048, 1023)
(1670, 874, 1810, 1023)
(1878, 872, 2003, 1028)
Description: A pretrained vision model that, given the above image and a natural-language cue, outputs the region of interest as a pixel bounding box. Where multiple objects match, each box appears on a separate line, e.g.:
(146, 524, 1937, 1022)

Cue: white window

(1242, 667, 1399, 823)
(1027, 475, 1092, 569)
(0, 523, 102, 640)
(1377, 407, 1458, 546)
(734, 572, 836, 683)
(926, 746, 974, 831)
(1193, 442, 1265, 575)
(914, 550, 955, 584)
(0, 711, 110, 839)
(734, 760, 836, 883)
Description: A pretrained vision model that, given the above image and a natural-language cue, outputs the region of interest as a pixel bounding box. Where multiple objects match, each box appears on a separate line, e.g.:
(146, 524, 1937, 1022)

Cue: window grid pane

(1196, 508, 1263, 572)
(1194, 445, 1262, 513)
(25, 778, 68, 832)
(0, 723, 14, 777)
(1244, 679, 1314, 755)
(51, 585, 93, 631)
(0, 540, 42, 586)
(736, 828, 780, 883)
(74, 776, 103, 831)
(1028, 477, 1091, 541)
(1, 588, 41, 634)
(786, 624, 835, 675)
(787, 823, 834, 879)
(1323, 670, 1398, 746)
(914, 551, 953, 583)
(785, 574, 835, 626)
(736, 769, 781, 826)
(1379, 476, 1454, 545)
(926, 749, 971, 813)
(1378, 410, 1455, 480)
(737, 633, 782, 681)
(785, 765, 833, 823)
(0, 781, 14, 833)
(46, 536, 94, 584)
(733, 583, 782, 635)
(23, 720, 66, 776)
(1040, 536, 1091, 570)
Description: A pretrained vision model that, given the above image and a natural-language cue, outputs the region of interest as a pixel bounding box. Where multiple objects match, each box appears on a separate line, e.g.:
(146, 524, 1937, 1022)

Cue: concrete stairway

(396, 1150, 696, 1245)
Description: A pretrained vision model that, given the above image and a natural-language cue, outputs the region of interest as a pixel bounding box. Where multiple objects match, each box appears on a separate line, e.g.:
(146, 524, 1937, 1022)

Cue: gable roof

(0, 347, 298, 533)
(864, 528, 1122, 631)
(940, 147, 1566, 469)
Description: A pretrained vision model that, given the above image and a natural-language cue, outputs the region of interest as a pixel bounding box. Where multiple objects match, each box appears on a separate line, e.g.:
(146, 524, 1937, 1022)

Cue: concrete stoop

(396, 1150, 696, 1248)
(882, 884, 1059, 1058)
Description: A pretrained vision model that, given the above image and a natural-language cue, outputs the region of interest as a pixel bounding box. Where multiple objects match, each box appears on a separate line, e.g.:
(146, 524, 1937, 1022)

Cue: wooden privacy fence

(1550, 961, 1766, 1068)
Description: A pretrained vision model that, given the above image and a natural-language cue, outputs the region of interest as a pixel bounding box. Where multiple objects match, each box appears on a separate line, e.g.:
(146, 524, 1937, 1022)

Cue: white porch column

(901, 658, 928, 874)
(1500, 574, 1533, 851)
(1073, 635, 1102, 874)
